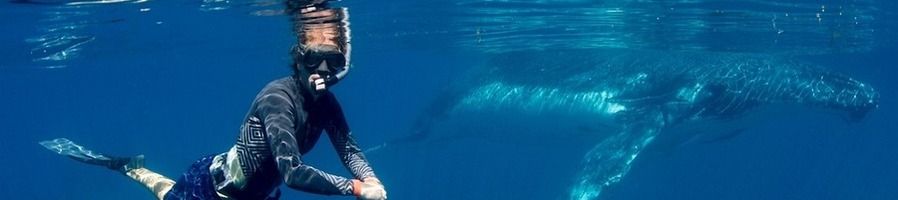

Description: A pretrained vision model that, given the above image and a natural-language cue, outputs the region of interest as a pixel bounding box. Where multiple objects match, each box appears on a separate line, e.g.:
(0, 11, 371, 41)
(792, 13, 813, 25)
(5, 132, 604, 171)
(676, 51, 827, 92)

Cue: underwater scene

(1, 0, 896, 199)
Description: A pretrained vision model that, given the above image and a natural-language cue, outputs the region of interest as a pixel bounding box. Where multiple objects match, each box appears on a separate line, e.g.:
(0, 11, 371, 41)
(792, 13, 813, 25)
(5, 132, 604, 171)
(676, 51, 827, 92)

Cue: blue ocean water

(0, 0, 896, 200)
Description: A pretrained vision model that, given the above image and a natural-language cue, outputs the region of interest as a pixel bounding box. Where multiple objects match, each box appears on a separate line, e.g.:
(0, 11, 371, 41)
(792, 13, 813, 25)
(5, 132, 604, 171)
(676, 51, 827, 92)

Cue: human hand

(363, 177, 382, 186)
(309, 74, 327, 91)
(353, 179, 387, 200)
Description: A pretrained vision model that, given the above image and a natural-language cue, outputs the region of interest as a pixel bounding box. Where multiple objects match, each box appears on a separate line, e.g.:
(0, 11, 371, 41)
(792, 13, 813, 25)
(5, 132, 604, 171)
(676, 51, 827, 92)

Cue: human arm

(322, 95, 377, 180)
(257, 89, 355, 196)
(322, 93, 386, 199)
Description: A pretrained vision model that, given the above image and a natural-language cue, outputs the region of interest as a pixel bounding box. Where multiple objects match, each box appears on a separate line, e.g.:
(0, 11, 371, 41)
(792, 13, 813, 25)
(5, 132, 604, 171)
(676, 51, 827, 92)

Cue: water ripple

(198, 0, 284, 16)
(11, 0, 149, 5)
(20, 1, 140, 69)
(452, 0, 882, 55)
(65, 0, 147, 6)
(27, 33, 95, 61)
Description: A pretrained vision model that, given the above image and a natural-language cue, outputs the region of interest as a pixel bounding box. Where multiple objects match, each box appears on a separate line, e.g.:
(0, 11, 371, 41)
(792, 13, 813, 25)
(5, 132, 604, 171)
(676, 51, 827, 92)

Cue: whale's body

(387, 49, 878, 200)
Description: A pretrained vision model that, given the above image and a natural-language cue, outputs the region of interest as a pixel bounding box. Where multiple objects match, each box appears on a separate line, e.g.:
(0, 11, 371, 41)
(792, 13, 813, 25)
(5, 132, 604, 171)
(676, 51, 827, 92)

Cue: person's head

(290, 5, 351, 92)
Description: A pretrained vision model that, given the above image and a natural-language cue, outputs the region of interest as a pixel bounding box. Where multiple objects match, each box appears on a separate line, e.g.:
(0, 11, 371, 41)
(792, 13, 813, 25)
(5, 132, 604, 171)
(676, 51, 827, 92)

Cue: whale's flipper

(569, 110, 666, 200)
(40, 138, 143, 172)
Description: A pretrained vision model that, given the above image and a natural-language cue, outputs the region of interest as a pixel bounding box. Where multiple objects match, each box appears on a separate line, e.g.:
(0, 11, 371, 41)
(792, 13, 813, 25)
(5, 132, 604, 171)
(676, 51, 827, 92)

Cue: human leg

(126, 167, 176, 200)
(40, 138, 175, 200)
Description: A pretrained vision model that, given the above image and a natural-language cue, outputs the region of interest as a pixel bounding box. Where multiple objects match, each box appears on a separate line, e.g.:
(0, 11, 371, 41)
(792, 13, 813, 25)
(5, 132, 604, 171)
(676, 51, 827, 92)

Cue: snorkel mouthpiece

(290, 2, 352, 87)
(301, 46, 348, 86)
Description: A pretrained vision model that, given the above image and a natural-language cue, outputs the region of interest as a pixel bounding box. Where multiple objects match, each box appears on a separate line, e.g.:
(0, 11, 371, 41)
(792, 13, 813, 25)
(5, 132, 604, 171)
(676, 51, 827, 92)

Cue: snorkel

(290, 2, 352, 90)
(300, 44, 350, 86)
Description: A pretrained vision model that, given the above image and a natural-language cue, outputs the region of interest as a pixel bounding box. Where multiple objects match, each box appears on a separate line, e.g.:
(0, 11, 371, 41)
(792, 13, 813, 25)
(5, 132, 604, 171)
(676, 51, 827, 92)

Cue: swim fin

(40, 138, 144, 173)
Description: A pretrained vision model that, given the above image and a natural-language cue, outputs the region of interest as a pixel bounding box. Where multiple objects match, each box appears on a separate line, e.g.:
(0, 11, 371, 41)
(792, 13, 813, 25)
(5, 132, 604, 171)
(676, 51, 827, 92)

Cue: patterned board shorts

(162, 155, 281, 200)
(163, 155, 222, 200)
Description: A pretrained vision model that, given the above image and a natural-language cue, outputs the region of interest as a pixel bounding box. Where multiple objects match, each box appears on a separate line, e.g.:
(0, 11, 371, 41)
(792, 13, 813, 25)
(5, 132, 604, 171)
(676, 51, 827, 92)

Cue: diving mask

(301, 48, 349, 86)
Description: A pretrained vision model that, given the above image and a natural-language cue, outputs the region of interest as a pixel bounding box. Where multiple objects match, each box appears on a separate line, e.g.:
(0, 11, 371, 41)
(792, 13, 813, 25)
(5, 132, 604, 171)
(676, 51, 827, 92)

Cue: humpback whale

(377, 49, 879, 200)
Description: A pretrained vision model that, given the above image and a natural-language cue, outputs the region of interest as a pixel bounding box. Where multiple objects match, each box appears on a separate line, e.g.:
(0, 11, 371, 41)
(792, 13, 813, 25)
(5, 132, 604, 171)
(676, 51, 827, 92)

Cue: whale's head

(808, 72, 879, 121)
(683, 56, 879, 122)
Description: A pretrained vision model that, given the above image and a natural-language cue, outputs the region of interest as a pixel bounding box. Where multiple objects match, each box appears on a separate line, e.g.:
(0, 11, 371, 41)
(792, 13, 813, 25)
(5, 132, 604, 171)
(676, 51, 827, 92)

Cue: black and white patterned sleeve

(257, 85, 355, 196)
(323, 94, 377, 180)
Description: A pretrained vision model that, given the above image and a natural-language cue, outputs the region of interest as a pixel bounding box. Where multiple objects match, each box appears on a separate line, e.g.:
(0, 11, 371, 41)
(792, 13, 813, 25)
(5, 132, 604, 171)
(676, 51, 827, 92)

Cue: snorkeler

(40, 1, 387, 200)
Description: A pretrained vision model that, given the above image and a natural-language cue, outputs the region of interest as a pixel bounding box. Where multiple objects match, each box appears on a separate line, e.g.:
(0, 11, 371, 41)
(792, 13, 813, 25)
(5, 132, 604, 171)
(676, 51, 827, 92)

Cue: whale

(371, 49, 879, 200)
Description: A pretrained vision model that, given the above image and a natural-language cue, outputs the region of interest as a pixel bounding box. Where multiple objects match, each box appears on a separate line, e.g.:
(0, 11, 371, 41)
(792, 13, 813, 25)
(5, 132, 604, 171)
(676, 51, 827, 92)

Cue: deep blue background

(1, 0, 896, 200)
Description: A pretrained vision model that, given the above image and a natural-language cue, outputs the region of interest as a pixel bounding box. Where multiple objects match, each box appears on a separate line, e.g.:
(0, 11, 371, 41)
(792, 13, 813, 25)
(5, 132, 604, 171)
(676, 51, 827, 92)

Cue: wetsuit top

(210, 76, 377, 200)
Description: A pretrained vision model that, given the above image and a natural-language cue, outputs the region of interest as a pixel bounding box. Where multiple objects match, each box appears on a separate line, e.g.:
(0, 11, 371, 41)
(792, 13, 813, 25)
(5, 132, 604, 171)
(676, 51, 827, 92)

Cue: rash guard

(210, 76, 377, 200)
